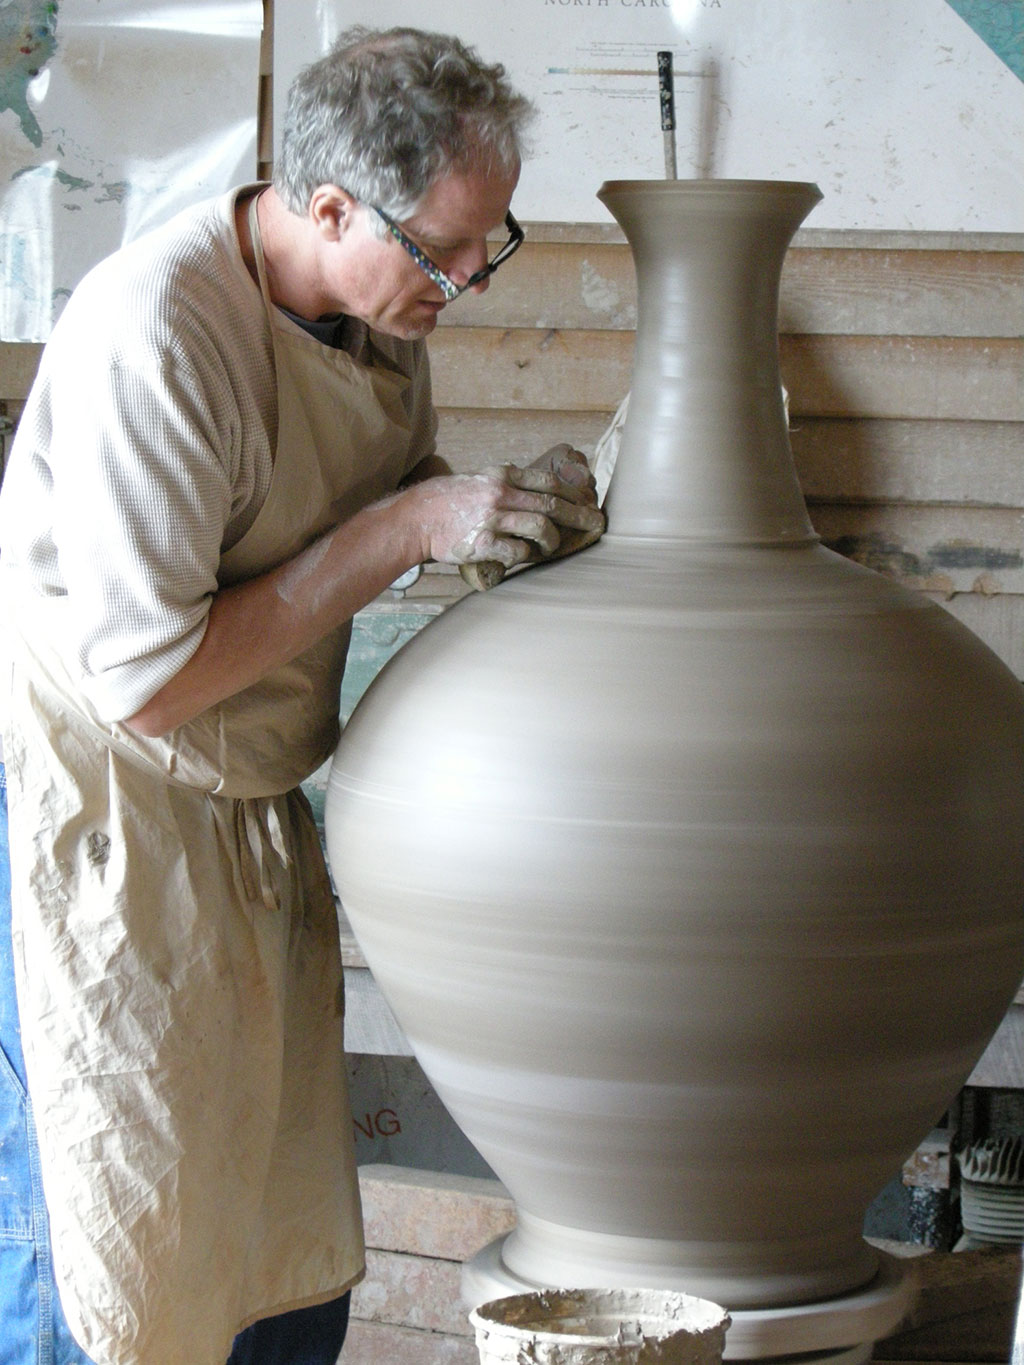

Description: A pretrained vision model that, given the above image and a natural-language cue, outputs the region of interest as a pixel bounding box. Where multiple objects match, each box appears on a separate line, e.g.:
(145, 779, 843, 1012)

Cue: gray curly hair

(274, 27, 534, 230)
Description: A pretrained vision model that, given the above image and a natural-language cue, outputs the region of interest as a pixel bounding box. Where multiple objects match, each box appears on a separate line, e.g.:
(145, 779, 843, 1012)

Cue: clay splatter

(0, 2, 59, 148)
(580, 258, 636, 330)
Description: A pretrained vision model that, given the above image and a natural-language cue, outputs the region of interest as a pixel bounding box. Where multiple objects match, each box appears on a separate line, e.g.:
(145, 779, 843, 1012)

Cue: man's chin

(397, 312, 440, 341)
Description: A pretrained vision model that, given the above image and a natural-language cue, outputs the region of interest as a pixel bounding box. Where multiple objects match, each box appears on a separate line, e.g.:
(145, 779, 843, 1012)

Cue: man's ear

(309, 185, 357, 241)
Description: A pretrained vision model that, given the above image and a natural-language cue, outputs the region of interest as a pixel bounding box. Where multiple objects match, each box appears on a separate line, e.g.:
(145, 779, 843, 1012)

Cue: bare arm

(124, 493, 419, 736)
(124, 461, 603, 737)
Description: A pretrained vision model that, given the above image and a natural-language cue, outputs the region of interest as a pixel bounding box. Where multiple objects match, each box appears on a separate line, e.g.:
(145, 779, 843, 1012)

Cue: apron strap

(235, 795, 292, 913)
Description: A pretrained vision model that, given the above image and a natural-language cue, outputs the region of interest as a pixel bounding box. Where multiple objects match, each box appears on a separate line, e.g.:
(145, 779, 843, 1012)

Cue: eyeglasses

(370, 205, 525, 302)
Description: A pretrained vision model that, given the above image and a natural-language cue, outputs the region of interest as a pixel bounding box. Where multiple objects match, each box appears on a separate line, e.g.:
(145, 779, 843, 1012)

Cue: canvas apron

(3, 194, 420, 1365)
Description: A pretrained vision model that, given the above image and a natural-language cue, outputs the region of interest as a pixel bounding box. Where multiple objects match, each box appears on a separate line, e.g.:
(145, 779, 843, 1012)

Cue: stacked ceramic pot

(326, 181, 1024, 1361)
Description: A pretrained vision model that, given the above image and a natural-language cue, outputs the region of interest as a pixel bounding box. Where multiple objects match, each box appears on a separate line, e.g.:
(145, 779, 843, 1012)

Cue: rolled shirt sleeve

(0, 196, 276, 723)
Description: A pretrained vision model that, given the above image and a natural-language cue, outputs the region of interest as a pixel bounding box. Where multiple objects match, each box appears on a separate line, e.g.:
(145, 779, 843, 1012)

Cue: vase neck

(597, 180, 822, 544)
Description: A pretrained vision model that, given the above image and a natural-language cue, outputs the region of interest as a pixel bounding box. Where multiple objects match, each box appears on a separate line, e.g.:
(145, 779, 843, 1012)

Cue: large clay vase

(326, 181, 1024, 1354)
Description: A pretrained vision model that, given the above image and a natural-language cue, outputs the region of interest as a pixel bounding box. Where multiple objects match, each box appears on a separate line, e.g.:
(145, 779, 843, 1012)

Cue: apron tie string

(236, 796, 291, 913)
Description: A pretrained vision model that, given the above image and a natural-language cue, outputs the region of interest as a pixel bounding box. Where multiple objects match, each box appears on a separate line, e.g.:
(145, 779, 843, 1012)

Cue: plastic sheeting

(0, 1, 261, 341)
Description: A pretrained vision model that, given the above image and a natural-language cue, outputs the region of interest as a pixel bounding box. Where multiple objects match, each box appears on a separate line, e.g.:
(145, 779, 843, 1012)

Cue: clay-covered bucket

(469, 1288, 730, 1364)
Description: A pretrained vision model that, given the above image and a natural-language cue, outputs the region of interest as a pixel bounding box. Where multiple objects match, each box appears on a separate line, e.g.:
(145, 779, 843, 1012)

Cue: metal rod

(657, 50, 677, 179)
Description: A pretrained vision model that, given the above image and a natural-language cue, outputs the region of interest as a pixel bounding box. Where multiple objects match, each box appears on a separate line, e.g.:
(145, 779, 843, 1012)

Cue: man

(0, 26, 604, 1365)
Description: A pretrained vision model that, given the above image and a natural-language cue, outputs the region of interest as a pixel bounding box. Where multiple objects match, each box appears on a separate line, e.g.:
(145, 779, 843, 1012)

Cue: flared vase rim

(597, 176, 823, 203)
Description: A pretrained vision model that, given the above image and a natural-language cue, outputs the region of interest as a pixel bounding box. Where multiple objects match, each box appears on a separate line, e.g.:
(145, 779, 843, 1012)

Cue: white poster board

(0, 1, 262, 340)
(274, 0, 1024, 231)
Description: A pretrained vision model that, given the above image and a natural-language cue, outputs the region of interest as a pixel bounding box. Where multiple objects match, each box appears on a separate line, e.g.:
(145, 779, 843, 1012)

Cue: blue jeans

(0, 765, 350, 1364)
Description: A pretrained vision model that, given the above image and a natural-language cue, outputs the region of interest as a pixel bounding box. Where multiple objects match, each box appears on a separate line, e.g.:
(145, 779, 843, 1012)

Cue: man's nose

(447, 241, 490, 292)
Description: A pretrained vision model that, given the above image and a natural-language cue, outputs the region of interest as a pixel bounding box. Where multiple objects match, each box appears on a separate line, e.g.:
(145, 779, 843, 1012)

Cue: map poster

(275, 0, 1024, 232)
(0, 1, 261, 341)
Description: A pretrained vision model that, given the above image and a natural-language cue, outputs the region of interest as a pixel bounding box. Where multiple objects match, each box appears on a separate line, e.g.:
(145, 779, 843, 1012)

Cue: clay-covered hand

(414, 462, 606, 570)
(528, 442, 599, 503)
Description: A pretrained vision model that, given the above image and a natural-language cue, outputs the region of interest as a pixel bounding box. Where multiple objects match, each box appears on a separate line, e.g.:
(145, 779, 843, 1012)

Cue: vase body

(326, 182, 1024, 1316)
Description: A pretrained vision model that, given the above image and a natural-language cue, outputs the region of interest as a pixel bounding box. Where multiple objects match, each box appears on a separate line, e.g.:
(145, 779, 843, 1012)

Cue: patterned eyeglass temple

(371, 207, 525, 302)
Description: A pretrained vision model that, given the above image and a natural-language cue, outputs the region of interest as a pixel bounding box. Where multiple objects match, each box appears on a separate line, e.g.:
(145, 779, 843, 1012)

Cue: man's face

(322, 164, 520, 340)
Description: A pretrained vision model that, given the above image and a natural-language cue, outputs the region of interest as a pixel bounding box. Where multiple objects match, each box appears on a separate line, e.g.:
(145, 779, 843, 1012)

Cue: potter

(0, 27, 603, 1365)
(326, 179, 1024, 1360)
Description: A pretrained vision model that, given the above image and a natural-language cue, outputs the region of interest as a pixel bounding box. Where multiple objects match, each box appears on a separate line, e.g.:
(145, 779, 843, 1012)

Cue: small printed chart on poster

(274, 0, 1024, 231)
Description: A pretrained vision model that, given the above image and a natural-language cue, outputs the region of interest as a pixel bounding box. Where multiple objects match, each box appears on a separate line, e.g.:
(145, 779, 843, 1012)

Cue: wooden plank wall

(1, 227, 1021, 678)
(422, 224, 1024, 681)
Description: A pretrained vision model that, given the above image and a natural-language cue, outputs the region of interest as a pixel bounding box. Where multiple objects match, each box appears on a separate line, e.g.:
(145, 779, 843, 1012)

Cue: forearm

(124, 493, 422, 737)
(124, 455, 604, 738)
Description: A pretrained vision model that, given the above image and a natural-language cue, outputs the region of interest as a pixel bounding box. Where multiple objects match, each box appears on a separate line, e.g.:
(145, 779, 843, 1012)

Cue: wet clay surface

(326, 183, 1024, 1323)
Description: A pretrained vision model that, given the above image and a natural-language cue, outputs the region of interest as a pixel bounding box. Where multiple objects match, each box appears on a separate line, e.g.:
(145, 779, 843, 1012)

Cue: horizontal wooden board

(779, 249, 1024, 340)
(449, 245, 1024, 338)
(435, 408, 616, 471)
(926, 590, 1024, 679)
(790, 418, 1024, 506)
(438, 410, 1024, 508)
(783, 335, 1023, 423)
(451, 243, 637, 331)
(429, 326, 627, 411)
(519, 221, 1024, 253)
(428, 329, 1024, 422)
(807, 503, 1024, 596)
(8, 331, 1019, 422)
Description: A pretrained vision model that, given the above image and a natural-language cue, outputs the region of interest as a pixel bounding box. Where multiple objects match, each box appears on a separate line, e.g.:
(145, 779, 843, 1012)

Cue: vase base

(461, 1235, 915, 1362)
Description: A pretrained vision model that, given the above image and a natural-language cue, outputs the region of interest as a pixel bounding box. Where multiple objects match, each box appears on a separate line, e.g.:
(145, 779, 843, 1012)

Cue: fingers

(451, 511, 561, 567)
(555, 456, 597, 494)
(481, 457, 596, 503)
(502, 463, 590, 503)
(500, 470, 604, 530)
(493, 510, 563, 557)
(532, 443, 596, 493)
(414, 460, 605, 570)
